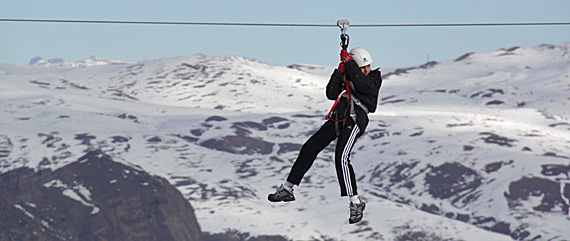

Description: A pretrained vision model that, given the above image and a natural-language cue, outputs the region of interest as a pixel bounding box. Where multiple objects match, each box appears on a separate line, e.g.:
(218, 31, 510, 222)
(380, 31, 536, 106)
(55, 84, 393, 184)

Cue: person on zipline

(268, 47, 382, 224)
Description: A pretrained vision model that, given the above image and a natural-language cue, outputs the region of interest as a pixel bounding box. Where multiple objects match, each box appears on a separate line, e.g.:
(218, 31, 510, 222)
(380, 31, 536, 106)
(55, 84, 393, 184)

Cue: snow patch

(44, 179, 99, 215)
(14, 204, 34, 219)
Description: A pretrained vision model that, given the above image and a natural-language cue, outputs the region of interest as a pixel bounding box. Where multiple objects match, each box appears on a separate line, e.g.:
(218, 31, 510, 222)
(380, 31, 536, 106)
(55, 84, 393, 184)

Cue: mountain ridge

(1, 42, 569, 240)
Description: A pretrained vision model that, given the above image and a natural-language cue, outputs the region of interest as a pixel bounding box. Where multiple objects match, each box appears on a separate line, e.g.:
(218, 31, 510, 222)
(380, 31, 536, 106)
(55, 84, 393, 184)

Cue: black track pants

(286, 118, 361, 196)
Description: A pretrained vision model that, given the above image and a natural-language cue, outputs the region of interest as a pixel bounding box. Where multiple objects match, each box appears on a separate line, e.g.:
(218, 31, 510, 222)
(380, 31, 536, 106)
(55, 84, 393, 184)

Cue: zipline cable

(1, 18, 569, 27)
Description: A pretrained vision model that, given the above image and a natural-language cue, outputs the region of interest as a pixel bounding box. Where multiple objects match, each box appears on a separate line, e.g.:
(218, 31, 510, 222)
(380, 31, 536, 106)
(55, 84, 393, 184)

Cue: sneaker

(268, 185, 295, 202)
(349, 200, 366, 224)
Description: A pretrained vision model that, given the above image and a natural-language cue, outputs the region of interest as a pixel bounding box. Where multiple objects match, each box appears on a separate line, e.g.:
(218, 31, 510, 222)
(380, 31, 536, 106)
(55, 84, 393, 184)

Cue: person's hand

(338, 62, 346, 74)
(340, 49, 353, 63)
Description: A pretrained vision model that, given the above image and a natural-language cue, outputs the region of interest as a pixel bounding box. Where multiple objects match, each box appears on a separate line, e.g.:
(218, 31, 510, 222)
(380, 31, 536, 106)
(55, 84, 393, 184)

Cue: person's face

(360, 65, 371, 76)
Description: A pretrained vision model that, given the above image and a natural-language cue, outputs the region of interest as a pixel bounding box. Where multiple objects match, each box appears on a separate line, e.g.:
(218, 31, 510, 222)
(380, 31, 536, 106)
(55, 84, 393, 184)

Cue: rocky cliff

(0, 150, 203, 241)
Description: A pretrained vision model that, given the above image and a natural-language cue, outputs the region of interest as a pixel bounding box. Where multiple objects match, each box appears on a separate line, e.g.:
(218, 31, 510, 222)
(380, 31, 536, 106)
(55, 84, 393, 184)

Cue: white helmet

(350, 47, 373, 67)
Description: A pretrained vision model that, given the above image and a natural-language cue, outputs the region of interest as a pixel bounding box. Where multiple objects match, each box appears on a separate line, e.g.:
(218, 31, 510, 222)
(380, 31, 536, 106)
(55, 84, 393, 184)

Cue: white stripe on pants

(340, 123, 360, 196)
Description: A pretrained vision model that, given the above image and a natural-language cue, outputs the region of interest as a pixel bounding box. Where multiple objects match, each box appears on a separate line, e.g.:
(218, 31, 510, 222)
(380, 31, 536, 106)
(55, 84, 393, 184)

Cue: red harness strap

(327, 24, 351, 123)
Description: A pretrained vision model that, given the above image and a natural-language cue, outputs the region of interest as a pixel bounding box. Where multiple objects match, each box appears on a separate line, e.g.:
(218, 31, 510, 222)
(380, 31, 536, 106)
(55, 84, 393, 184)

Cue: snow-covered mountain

(27, 56, 131, 67)
(1, 43, 569, 240)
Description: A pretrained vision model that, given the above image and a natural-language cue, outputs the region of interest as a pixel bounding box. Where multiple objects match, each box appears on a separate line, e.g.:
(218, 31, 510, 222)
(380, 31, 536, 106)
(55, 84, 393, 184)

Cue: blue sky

(1, 0, 569, 68)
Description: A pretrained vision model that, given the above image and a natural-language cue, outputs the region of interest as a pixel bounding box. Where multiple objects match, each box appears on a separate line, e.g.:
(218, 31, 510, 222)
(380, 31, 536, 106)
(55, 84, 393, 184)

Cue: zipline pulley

(337, 20, 350, 50)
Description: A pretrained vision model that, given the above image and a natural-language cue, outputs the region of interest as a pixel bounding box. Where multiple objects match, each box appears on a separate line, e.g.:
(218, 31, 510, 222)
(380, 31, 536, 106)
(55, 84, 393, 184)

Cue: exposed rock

(479, 132, 517, 147)
(200, 136, 274, 155)
(0, 150, 203, 241)
(425, 162, 482, 204)
(261, 117, 288, 125)
(504, 176, 569, 213)
(455, 52, 475, 62)
(277, 143, 302, 154)
(381, 61, 438, 79)
(541, 164, 570, 177)
(232, 121, 267, 132)
(206, 116, 228, 122)
(484, 161, 503, 173)
(486, 100, 505, 105)
(203, 229, 289, 241)
(0, 135, 13, 160)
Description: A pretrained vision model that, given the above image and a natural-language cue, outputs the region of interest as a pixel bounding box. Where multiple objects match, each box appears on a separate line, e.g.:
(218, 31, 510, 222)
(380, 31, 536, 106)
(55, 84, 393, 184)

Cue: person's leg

(269, 120, 337, 202)
(334, 118, 366, 224)
(286, 120, 337, 186)
(334, 118, 361, 197)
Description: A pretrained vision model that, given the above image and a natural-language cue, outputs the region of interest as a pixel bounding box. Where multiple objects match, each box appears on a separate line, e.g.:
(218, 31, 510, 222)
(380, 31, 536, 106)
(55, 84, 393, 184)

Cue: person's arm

(326, 68, 343, 100)
(344, 60, 379, 96)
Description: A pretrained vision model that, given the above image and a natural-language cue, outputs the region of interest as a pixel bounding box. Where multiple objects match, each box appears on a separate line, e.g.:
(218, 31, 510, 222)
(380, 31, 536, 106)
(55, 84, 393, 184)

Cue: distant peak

(28, 56, 64, 65)
(28, 56, 131, 67)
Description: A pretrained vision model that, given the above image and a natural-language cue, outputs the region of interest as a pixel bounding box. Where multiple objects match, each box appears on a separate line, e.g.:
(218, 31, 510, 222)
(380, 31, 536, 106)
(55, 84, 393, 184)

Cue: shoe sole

(268, 195, 295, 202)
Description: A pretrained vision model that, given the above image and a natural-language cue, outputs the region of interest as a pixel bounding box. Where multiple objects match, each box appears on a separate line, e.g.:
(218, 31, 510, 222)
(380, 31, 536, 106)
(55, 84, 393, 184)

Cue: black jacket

(326, 60, 382, 134)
